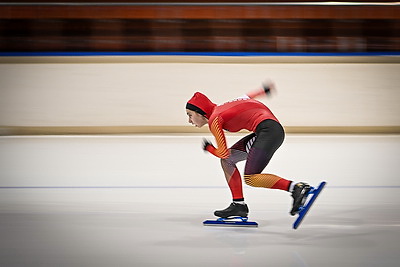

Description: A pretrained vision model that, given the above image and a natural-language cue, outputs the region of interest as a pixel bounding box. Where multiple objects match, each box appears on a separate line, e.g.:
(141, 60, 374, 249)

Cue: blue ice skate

(203, 216, 258, 227)
(293, 181, 326, 229)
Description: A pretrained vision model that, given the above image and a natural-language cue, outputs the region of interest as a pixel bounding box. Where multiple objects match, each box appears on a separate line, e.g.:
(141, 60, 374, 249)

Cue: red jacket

(187, 88, 278, 159)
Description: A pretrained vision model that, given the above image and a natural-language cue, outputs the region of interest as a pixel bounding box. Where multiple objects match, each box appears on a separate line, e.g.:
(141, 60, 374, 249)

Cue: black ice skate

(214, 202, 249, 218)
(204, 202, 257, 227)
(292, 181, 326, 229)
(290, 182, 311, 216)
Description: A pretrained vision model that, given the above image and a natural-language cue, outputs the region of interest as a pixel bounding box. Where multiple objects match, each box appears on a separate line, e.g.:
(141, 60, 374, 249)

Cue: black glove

(202, 138, 213, 151)
(262, 83, 271, 95)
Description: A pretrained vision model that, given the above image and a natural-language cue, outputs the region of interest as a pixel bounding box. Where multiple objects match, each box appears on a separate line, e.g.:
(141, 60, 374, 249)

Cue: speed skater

(185, 80, 311, 218)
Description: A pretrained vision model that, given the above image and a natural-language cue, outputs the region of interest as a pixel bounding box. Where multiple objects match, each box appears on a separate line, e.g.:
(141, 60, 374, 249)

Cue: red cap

(186, 92, 216, 119)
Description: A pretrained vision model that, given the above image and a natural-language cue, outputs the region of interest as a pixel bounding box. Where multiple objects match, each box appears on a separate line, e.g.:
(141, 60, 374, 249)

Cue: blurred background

(0, 1, 399, 135)
(0, 0, 399, 53)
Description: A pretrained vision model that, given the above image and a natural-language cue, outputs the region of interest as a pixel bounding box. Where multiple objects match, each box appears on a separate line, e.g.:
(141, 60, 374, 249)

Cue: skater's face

(186, 109, 208, 128)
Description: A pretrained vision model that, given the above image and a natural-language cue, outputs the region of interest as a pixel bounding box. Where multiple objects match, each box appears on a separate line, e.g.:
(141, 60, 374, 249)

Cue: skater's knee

(220, 149, 245, 166)
(220, 156, 236, 166)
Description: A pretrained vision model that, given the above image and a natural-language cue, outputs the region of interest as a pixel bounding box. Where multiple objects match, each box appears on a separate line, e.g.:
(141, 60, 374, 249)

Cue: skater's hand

(202, 138, 213, 151)
(262, 79, 276, 96)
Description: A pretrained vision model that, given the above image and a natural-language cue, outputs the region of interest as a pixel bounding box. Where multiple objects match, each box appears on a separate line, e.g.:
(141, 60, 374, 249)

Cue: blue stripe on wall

(1, 51, 400, 57)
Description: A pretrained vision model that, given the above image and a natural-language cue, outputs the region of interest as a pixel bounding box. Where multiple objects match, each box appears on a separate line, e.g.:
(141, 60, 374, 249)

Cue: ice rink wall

(0, 55, 399, 135)
(0, 1, 399, 134)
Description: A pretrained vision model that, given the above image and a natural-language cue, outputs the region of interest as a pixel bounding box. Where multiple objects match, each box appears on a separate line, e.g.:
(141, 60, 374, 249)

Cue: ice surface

(0, 134, 399, 267)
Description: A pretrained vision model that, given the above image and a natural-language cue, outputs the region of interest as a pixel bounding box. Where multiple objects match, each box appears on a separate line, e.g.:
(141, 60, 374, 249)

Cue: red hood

(186, 92, 216, 119)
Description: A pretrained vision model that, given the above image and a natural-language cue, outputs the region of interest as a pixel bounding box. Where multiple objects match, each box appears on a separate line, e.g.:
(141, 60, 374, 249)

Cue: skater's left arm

(243, 80, 275, 99)
(203, 117, 229, 159)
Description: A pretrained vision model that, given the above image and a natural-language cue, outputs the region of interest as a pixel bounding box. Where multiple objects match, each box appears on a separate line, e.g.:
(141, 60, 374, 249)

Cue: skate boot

(290, 182, 311, 216)
(214, 202, 249, 218)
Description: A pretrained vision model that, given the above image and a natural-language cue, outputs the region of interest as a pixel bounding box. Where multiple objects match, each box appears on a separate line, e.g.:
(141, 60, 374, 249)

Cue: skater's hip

(252, 119, 285, 149)
(255, 119, 285, 137)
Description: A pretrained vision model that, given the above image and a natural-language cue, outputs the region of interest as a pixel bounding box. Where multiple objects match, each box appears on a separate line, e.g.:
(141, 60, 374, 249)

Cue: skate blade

(203, 217, 258, 227)
(293, 181, 326, 229)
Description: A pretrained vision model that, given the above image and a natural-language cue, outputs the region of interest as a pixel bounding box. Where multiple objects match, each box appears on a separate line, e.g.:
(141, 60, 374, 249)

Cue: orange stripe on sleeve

(207, 117, 230, 159)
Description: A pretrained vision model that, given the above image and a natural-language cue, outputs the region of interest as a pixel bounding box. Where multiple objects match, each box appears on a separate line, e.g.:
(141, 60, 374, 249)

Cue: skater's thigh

(230, 133, 256, 152)
(244, 120, 285, 174)
(253, 120, 285, 152)
(244, 145, 273, 175)
(222, 133, 255, 165)
(224, 148, 247, 164)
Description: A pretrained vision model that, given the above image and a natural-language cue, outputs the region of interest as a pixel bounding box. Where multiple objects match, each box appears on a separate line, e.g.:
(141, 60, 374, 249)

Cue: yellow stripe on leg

(244, 174, 281, 188)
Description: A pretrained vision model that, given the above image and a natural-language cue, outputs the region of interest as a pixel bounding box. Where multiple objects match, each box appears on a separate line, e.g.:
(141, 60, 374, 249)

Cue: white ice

(0, 134, 399, 267)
